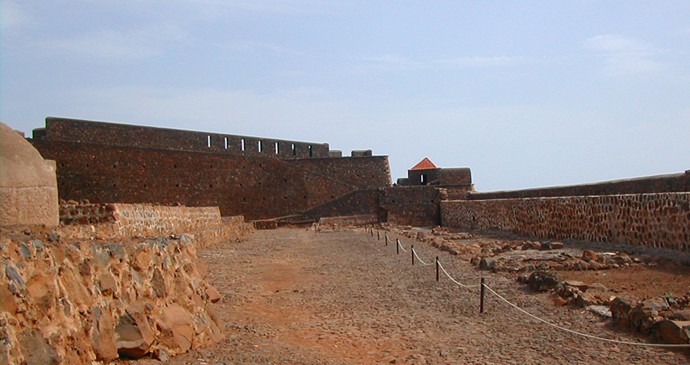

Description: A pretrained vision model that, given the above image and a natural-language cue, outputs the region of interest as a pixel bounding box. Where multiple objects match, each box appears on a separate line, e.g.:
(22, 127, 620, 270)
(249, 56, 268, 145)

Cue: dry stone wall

(442, 193, 690, 252)
(0, 234, 224, 364)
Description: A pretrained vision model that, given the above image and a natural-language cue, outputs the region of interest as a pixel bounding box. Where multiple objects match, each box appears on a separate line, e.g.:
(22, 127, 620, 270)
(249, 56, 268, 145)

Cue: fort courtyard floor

(167, 228, 689, 364)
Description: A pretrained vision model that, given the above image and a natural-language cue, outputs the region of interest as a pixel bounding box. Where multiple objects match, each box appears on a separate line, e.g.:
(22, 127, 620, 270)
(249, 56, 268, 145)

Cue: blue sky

(2, 1, 689, 191)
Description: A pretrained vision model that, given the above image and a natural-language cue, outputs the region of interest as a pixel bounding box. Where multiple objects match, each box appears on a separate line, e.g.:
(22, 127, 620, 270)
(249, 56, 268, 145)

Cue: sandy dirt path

(169, 228, 688, 364)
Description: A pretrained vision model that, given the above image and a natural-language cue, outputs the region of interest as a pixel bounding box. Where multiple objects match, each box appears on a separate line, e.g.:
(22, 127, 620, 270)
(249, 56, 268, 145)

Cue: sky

(1, 1, 689, 191)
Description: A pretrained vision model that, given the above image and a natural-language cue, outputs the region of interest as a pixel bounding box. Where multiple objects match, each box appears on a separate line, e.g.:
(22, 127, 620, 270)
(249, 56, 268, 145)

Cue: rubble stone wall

(0, 234, 224, 364)
(441, 193, 690, 252)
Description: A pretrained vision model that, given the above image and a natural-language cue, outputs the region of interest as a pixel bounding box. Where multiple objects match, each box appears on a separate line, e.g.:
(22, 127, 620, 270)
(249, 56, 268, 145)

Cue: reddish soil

(162, 228, 689, 364)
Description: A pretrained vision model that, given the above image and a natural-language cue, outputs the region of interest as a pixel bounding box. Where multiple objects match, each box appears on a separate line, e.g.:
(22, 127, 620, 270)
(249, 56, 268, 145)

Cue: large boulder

(0, 122, 58, 227)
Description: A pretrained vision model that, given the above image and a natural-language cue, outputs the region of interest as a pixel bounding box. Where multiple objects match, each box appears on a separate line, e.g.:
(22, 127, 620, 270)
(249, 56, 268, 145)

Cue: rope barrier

(364, 230, 690, 348)
(411, 247, 433, 266)
(437, 262, 480, 289)
(483, 284, 690, 348)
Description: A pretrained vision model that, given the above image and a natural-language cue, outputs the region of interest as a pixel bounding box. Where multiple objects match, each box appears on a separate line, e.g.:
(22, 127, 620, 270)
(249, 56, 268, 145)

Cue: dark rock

(659, 320, 690, 344)
(479, 257, 496, 271)
(611, 297, 634, 326)
(19, 243, 32, 259)
(5, 265, 25, 288)
(527, 271, 560, 292)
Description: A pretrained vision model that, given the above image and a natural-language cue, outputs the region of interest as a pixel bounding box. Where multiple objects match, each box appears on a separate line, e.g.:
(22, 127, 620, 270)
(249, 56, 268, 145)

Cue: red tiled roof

(410, 157, 438, 171)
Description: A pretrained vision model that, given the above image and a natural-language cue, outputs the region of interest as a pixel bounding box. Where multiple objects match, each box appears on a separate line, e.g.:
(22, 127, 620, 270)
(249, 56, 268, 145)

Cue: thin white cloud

(0, 1, 30, 29)
(354, 54, 535, 72)
(38, 23, 188, 61)
(584, 34, 663, 76)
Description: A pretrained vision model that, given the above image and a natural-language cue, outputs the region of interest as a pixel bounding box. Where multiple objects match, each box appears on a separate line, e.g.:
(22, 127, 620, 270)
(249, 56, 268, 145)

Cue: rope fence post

(385, 234, 388, 246)
(370, 227, 374, 237)
(396, 239, 400, 254)
(377, 230, 380, 241)
(411, 244, 415, 266)
(480, 277, 486, 314)
(436, 256, 439, 282)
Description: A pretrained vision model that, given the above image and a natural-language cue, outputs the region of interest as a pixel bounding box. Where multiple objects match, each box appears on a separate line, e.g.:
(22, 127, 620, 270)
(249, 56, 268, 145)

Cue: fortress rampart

(30, 118, 391, 220)
(34, 117, 331, 158)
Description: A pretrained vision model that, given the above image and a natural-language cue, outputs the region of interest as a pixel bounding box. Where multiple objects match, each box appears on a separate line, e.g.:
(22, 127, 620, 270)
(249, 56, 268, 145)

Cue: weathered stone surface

(115, 308, 154, 359)
(206, 285, 221, 303)
(442, 192, 690, 252)
(0, 233, 225, 365)
(18, 329, 60, 365)
(91, 306, 118, 362)
(527, 271, 560, 292)
(582, 250, 599, 262)
(158, 304, 195, 354)
(0, 122, 59, 227)
(658, 320, 690, 344)
(478, 257, 496, 271)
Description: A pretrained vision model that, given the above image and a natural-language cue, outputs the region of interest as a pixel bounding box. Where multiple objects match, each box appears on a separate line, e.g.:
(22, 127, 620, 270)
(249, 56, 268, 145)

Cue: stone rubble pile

(516, 270, 690, 344)
(0, 233, 223, 364)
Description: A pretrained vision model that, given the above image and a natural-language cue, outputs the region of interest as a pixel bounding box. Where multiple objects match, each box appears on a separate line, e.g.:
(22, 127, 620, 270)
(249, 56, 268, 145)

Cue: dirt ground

(157, 227, 690, 364)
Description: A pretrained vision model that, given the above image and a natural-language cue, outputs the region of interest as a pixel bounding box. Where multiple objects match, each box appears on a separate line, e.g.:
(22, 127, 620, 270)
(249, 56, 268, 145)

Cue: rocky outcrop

(0, 234, 224, 364)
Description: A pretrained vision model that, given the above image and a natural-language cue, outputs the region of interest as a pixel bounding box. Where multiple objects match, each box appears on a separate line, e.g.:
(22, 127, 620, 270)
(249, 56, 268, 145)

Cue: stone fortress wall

(442, 171, 690, 252)
(33, 117, 331, 159)
(31, 118, 392, 220)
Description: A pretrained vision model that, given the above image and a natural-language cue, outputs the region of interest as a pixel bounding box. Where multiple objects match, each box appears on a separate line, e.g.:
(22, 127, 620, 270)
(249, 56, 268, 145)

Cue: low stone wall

(319, 214, 377, 226)
(59, 204, 253, 247)
(441, 193, 690, 252)
(59, 201, 114, 225)
(0, 234, 223, 364)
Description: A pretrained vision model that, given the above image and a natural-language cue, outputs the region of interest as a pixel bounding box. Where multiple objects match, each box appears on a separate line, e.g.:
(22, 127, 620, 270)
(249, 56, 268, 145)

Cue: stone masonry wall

(300, 186, 442, 227)
(32, 139, 390, 220)
(0, 234, 224, 364)
(59, 203, 252, 247)
(288, 156, 391, 208)
(381, 186, 441, 227)
(441, 193, 690, 252)
(37, 117, 330, 159)
(468, 171, 690, 200)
